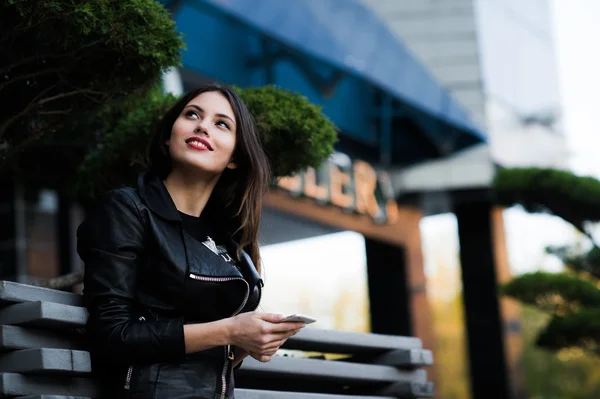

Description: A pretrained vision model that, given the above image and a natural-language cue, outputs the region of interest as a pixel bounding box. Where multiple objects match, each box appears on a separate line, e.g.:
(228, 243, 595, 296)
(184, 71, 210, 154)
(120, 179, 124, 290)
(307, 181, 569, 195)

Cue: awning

(198, 0, 486, 142)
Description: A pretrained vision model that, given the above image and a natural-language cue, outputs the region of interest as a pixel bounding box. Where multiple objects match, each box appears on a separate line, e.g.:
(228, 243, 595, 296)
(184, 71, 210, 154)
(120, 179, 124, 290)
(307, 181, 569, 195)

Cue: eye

(185, 110, 199, 119)
(216, 120, 230, 129)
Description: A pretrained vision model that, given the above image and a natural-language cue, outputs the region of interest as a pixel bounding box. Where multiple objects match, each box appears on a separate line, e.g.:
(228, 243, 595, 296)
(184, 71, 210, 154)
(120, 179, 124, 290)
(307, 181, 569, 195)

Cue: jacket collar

(137, 172, 182, 223)
(136, 172, 263, 286)
(224, 235, 263, 287)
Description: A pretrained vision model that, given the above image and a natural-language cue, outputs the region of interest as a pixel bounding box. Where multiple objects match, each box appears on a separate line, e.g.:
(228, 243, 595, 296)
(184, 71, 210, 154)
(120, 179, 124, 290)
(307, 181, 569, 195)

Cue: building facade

(363, 0, 565, 188)
(1, 0, 500, 396)
(362, 1, 564, 398)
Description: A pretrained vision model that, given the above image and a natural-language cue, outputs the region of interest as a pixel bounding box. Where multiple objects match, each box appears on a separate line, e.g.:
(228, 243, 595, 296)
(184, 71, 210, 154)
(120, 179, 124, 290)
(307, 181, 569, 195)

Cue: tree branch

(0, 68, 64, 92)
(0, 81, 62, 139)
(0, 39, 103, 76)
(37, 90, 86, 106)
(37, 109, 73, 116)
(30, 270, 84, 290)
(1, 121, 65, 169)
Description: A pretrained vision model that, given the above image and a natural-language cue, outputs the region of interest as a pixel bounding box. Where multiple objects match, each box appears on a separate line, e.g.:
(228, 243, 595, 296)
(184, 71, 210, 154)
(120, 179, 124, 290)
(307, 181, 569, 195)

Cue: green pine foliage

(74, 85, 339, 197)
(496, 167, 600, 355)
(236, 85, 338, 178)
(0, 0, 183, 168)
(494, 167, 600, 232)
(547, 245, 600, 280)
(500, 271, 600, 313)
(1, 1, 338, 197)
(536, 308, 600, 354)
(519, 306, 600, 399)
(75, 86, 177, 197)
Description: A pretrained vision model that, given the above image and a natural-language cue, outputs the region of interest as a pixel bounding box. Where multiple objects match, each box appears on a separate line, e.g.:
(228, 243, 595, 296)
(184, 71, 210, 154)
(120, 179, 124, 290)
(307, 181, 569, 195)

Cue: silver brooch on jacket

(202, 236, 219, 255)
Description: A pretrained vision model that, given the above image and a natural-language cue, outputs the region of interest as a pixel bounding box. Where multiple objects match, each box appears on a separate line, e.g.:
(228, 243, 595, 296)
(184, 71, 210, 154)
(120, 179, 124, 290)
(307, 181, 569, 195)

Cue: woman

(77, 84, 306, 399)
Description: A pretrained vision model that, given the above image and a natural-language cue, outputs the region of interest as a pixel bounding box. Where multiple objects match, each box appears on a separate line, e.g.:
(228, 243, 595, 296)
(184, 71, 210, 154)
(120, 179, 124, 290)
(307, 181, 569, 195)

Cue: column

(0, 178, 26, 281)
(365, 239, 412, 335)
(364, 206, 437, 387)
(455, 200, 510, 399)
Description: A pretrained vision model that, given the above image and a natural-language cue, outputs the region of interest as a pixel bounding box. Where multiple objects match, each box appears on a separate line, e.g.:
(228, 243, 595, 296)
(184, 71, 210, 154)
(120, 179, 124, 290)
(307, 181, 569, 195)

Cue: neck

(163, 167, 220, 217)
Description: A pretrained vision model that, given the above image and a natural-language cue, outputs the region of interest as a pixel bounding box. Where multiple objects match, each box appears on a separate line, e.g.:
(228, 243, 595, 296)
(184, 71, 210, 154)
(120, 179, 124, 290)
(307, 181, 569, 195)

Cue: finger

(263, 348, 279, 356)
(256, 348, 278, 358)
(250, 353, 272, 363)
(273, 328, 303, 339)
(263, 330, 299, 345)
(260, 342, 284, 352)
(256, 313, 285, 323)
(258, 331, 299, 348)
(268, 321, 305, 333)
(256, 345, 279, 356)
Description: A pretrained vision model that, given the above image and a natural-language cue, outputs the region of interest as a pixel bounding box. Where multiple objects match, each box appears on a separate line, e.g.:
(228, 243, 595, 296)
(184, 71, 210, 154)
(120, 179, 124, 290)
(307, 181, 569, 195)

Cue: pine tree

(495, 168, 600, 355)
(0, 0, 183, 181)
(2, 1, 338, 290)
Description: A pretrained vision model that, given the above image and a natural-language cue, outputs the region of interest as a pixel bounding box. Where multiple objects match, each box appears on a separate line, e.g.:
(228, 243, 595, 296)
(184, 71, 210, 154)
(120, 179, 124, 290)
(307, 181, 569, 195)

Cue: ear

(226, 158, 237, 170)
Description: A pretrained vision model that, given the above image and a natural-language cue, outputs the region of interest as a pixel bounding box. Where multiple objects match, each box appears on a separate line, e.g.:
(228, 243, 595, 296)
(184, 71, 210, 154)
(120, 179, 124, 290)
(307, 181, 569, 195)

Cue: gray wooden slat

(0, 281, 82, 307)
(0, 325, 83, 351)
(284, 328, 422, 354)
(17, 396, 91, 399)
(0, 372, 99, 397)
(368, 349, 434, 368)
(0, 301, 87, 329)
(0, 349, 91, 376)
(378, 381, 435, 398)
(238, 356, 427, 384)
(235, 389, 395, 399)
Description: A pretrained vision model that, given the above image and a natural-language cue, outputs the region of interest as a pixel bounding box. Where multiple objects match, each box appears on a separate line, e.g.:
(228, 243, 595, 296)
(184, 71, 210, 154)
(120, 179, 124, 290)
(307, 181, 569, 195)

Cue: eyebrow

(186, 104, 235, 125)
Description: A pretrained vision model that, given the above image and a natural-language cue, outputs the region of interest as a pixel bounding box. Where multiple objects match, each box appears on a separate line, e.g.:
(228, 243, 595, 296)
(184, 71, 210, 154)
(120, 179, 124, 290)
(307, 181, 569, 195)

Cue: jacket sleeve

(78, 189, 186, 365)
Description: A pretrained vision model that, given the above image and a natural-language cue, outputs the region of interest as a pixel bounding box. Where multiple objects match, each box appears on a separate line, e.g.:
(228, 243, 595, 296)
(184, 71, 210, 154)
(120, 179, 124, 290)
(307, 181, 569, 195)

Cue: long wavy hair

(147, 84, 271, 273)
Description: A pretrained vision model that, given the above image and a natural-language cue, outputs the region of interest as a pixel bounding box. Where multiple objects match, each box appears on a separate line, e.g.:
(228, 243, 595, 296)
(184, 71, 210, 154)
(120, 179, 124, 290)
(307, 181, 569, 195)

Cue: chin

(176, 159, 224, 177)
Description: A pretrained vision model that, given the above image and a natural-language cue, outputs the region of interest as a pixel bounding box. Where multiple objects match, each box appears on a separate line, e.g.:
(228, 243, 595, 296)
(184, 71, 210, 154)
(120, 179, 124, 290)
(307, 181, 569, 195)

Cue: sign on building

(276, 153, 398, 224)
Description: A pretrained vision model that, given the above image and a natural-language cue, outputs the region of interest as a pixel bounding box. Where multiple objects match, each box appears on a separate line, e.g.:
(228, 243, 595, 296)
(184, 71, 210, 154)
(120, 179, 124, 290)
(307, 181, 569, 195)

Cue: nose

(194, 120, 209, 136)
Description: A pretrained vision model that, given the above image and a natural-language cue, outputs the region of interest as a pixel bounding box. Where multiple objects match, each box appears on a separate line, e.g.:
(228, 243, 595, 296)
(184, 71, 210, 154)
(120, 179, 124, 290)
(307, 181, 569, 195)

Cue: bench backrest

(0, 281, 434, 398)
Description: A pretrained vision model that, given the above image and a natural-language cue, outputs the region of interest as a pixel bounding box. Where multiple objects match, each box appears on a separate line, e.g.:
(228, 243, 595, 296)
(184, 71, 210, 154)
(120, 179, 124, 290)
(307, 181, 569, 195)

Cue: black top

(178, 211, 238, 267)
(178, 211, 260, 322)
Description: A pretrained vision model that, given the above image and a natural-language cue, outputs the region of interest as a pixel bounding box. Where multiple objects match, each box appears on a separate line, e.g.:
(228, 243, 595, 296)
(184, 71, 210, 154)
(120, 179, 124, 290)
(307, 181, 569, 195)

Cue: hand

(228, 312, 304, 360)
(248, 349, 279, 363)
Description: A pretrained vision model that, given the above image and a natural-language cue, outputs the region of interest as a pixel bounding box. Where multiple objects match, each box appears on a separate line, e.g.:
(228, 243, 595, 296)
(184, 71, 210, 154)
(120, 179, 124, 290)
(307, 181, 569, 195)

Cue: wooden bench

(0, 280, 435, 398)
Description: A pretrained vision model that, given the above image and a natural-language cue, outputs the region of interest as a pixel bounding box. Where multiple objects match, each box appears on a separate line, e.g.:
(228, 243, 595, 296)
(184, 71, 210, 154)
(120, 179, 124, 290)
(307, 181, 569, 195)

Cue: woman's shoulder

(78, 186, 146, 245)
(93, 186, 142, 210)
(86, 186, 145, 225)
(97, 186, 140, 203)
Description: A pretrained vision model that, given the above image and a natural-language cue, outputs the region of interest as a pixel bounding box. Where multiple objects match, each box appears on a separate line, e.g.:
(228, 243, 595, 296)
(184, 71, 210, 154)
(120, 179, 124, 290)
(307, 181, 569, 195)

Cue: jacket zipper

(188, 274, 250, 315)
(124, 316, 146, 391)
(188, 273, 249, 399)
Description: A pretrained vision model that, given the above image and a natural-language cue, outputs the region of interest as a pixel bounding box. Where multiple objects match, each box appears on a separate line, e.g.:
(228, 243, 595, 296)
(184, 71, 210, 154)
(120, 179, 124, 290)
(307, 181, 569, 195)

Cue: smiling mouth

(185, 137, 213, 151)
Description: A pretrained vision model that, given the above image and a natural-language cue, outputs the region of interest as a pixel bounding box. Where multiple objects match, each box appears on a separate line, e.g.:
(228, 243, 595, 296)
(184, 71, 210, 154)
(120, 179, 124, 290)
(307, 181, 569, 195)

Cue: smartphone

(283, 314, 317, 324)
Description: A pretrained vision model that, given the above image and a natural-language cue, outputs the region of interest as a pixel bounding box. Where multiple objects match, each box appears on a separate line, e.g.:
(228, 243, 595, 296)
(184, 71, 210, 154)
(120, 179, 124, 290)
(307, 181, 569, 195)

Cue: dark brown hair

(147, 84, 271, 273)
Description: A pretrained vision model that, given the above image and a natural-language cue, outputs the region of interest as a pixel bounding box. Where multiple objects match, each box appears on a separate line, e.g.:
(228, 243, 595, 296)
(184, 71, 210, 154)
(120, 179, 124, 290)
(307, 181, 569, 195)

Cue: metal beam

(379, 94, 393, 166)
(238, 356, 428, 385)
(246, 39, 345, 98)
(284, 327, 422, 354)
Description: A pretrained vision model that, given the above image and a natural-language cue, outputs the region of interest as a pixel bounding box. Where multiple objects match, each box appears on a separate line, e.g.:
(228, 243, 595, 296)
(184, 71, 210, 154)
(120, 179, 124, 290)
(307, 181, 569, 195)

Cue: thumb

(257, 313, 285, 323)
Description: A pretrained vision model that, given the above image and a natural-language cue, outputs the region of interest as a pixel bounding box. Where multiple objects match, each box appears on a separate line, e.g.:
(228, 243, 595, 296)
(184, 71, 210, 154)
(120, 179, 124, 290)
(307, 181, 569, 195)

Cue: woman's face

(167, 91, 237, 176)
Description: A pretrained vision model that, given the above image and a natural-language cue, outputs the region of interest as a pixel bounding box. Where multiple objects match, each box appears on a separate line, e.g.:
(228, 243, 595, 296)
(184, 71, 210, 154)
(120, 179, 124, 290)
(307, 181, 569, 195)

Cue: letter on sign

(329, 162, 354, 210)
(353, 160, 381, 219)
(303, 167, 328, 202)
(278, 175, 302, 194)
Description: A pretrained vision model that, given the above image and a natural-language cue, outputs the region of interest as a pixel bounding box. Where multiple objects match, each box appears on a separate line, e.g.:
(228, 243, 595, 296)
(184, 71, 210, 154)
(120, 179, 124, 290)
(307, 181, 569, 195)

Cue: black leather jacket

(77, 173, 263, 399)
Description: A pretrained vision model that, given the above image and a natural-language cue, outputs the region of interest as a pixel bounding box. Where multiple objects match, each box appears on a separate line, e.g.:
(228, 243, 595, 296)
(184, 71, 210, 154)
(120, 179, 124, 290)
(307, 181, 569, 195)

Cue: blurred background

(3, 0, 600, 398)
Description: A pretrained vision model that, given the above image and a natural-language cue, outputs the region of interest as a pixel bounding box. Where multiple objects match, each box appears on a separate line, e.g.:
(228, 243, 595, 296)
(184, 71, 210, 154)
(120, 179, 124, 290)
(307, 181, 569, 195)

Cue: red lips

(185, 137, 213, 151)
